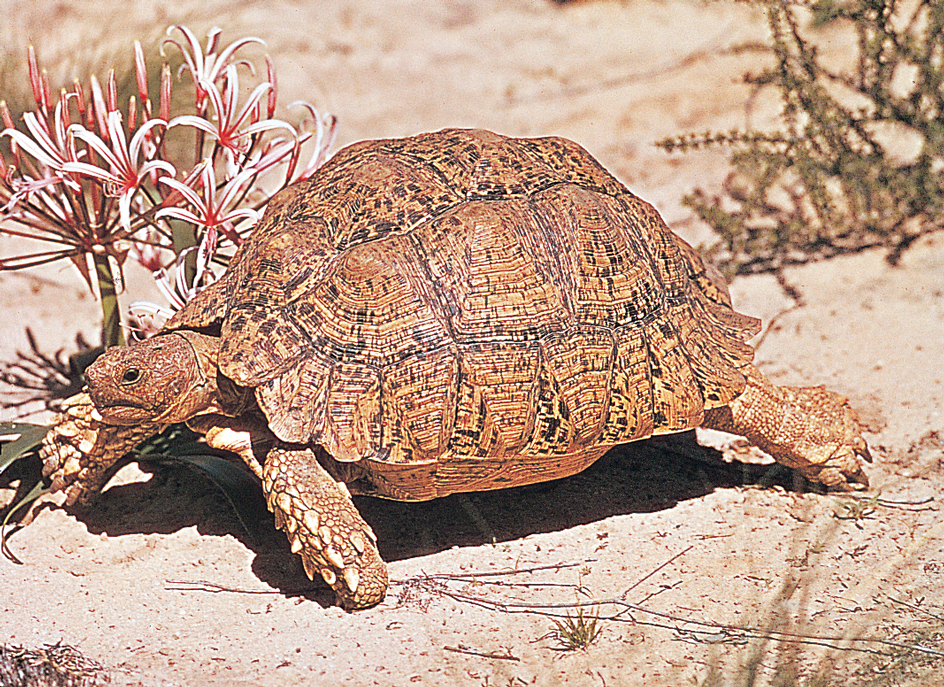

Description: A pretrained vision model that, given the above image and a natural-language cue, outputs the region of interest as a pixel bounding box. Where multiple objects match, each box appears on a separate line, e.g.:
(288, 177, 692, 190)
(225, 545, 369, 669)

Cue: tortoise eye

(121, 368, 142, 385)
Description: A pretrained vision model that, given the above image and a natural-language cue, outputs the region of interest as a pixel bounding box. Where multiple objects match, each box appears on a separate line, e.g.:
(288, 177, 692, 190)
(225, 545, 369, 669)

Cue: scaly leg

(41, 393, 165, 505)
(702, 364, 871, 490)
(263, 446, 388, 610)
(179, 417, 388, 609)
(189, 414, 274, 479)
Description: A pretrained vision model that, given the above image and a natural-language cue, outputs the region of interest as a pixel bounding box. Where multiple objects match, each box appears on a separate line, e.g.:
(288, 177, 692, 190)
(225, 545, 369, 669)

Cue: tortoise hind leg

(702, 364, 871, 490)
(262, 447, 388, 609)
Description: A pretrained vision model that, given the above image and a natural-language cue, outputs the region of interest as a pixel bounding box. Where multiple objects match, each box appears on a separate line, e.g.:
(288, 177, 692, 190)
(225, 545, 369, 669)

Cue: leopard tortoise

(41, 128, 871, 609)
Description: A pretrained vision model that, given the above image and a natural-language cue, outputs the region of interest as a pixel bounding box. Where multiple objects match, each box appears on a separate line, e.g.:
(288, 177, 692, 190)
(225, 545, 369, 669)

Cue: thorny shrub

(657, 0, 944, 275)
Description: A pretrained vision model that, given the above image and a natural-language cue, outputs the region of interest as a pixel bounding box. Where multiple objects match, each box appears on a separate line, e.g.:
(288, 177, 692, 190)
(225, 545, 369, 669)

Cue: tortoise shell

(166, 128, 760, 500)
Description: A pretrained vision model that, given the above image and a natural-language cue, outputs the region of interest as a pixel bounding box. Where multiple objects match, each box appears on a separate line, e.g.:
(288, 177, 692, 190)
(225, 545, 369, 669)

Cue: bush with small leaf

(657, 0, 944, 275)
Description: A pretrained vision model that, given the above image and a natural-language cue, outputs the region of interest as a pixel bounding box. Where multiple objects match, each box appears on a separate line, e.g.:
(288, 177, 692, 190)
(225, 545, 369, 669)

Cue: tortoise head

(85, 331, 222, 425)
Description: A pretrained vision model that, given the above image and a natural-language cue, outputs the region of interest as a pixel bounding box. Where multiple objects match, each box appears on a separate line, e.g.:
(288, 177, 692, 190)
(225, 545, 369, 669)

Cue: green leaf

(0, 422, 50, 475)
(1, 422, 52, 564)
(1, 421, 267, 558)
(135, 422, 202, 455)
(132, 424, 267, 541)
(143, 451, 267, 543)
(1, 480, 49, 564)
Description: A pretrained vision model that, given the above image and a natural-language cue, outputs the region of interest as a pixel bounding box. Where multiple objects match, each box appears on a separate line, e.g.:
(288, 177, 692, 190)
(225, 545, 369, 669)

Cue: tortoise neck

(174, 329, 222, 374)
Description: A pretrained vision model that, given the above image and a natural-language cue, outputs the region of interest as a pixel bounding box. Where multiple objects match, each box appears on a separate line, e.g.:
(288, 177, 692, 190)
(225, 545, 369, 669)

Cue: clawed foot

(263, 447, 388, 610)
(704, 366, 872, 491)
(40, 393, 161, 505)
(780, 385, 872, 491)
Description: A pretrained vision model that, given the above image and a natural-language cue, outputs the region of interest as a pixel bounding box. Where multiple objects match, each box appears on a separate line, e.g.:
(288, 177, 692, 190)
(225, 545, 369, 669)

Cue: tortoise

(40, 128, 871, 610)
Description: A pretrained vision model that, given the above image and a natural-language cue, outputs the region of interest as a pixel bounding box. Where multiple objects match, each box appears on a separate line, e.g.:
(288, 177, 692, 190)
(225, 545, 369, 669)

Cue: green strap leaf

(2, 480, 49, 564)
(0, 422, 51, 475)
(144, 452, 267, 542)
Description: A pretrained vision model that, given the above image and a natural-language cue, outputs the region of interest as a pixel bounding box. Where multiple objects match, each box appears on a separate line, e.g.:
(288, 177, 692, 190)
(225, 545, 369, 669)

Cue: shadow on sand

(38, 431, 801, 604)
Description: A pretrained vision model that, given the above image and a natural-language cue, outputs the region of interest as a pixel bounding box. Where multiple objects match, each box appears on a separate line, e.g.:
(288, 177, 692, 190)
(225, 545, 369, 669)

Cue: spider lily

(0, 173, 82, 265)
(26, 44, 51, 115)
(168, 65, 297, 178)
(1, 67, 172, 347)
(62, 111, 175, 231)
(290, 103, 338, 181)
(129, 227, 219, 337)
(1, 94, 133, 346)
(1, 97, 109, 271)
(223, 102, 334, 188)
(156, 159, 261, 245)
(1, 25, 336, 350)
(4, 112, 74, 177)
(162, 25, 264, 115)
(0, 173, 65, 218)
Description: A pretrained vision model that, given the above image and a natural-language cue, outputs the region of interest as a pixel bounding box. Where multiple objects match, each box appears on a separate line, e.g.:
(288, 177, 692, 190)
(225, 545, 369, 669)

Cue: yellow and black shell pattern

(165, 129, 760, 500)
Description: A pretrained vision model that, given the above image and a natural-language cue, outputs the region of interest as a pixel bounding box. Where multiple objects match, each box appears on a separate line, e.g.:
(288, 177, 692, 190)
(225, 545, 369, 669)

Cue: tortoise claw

(40, 393, 163, 506)
(264, 447, 388, 610)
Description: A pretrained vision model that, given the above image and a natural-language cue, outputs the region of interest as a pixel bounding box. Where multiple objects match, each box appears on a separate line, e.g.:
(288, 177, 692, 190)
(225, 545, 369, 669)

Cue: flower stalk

(92, 251, 124, 347)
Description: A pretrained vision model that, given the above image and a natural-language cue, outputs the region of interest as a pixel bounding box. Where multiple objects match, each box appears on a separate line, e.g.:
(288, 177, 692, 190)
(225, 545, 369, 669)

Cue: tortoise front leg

(188, 414, 273, 479)
(702, 364, 871, 490)
(263, 447, 388, 610)
(41, 393, 166, 506)
(193, 418, 387, 608)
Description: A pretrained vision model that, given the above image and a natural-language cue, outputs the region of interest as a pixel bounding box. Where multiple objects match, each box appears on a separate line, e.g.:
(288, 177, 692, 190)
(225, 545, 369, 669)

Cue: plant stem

(171, 218, 198, 286)
(93, 252, 125, 348)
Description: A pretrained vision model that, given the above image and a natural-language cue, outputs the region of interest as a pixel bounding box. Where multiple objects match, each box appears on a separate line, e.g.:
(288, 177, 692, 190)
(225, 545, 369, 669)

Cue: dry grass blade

(392, 560, 944, 664)
(550, 608, 602, 651)
(834, 492, 882, 526)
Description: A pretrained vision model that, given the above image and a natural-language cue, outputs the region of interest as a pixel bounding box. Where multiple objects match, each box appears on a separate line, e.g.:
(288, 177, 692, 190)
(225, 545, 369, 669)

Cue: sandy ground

(1, 1, 943, 685)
